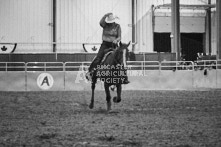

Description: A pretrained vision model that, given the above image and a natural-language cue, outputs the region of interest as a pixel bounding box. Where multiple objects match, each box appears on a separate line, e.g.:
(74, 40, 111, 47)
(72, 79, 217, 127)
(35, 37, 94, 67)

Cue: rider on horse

(86, 13, 130, 84)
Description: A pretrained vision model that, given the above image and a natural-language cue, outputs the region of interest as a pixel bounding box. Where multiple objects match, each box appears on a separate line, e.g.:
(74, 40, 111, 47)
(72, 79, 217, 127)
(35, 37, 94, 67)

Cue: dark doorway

(154, 33, 204, 61)
(181, 33, 203, 61)
(154, 33, 171, 52)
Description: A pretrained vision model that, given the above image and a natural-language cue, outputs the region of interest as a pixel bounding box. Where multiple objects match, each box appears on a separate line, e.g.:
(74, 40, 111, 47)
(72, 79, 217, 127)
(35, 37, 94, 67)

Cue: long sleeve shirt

(100, 14, 121, 43)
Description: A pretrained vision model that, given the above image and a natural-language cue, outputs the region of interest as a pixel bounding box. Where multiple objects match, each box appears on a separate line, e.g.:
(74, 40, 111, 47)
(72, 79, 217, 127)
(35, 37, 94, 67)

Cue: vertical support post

(217, 0, 221, 59)
(151, 5, 155, 54)
(25, 63, 27, 91)
(132, 0, 136, 52)
(53, 0, 56, 52)
(206, 0, 212, 55)
(171, 0, 181, 61)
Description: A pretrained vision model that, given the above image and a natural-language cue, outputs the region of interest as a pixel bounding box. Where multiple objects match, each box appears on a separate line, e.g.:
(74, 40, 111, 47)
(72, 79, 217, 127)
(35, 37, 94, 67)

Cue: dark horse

(89, 42, 130, 111)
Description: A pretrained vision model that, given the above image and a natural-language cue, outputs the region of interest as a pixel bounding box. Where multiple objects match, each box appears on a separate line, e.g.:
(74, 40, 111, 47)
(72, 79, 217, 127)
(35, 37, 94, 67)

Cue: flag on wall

(83, 43, 101, 53)
(0, 43, 17, 53)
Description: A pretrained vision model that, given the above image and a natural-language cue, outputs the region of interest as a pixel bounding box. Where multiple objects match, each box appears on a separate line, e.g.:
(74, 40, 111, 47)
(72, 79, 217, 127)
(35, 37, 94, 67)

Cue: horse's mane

(113, 43, 128, 63)
(101, 42, 129, 66)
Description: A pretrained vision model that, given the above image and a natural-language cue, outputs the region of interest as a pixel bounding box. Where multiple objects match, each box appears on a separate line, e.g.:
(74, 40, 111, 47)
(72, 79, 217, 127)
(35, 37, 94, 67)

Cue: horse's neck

(101, 51, 115, 66)
(106, 53, 115, 65)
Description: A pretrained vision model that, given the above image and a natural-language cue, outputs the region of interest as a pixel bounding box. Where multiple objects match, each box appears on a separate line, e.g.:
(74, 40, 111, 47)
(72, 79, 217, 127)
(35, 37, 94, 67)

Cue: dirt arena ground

(0, 90, 221, 147)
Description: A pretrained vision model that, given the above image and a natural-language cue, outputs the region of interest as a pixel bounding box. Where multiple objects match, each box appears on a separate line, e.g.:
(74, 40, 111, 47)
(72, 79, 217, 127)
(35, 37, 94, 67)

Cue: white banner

(0, 43, 17, 53)
(83, 43, 100, 53)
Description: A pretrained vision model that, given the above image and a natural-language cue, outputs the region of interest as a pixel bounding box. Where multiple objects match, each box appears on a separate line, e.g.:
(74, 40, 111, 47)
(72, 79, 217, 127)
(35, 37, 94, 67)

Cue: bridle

(113, 46, 128, 67)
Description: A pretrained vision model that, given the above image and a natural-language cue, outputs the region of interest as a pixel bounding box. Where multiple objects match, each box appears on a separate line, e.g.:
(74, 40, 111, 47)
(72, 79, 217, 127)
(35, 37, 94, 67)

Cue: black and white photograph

(0, 0, 221, 146)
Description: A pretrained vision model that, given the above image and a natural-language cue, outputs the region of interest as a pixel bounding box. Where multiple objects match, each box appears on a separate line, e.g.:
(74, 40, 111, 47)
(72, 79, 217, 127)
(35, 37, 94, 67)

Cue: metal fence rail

(0, 62, 26, 71)
(195, 60, 220, 69)
(0, 60, 220, 71)
(160, 61, 194, 70)
(26, 62, 64, 71)
(0, 60, 220, 91)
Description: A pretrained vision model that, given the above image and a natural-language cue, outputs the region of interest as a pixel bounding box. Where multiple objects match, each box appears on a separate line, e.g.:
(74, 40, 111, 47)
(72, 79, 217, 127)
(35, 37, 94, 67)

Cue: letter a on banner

(37, 73, 54, 90)
(41, 76, 50, 86)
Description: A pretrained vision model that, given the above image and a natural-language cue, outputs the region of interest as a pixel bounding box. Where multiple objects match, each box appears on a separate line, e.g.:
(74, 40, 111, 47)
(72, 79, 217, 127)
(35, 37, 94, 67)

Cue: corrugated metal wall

(211, 11, 217, 55)
(0, 0, 53, 53)
(0, 0, 217, 53)
(135, 0, 216, 53)
(135, 0, 152, 53)
(154, 16, 205, 33)
(56, 0, 132, 52)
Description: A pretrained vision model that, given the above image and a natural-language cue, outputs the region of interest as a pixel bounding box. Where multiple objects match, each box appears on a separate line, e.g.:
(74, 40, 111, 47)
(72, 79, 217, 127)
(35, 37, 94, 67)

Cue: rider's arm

(100, 13, 112, 28)
(113, 25, 121, 44)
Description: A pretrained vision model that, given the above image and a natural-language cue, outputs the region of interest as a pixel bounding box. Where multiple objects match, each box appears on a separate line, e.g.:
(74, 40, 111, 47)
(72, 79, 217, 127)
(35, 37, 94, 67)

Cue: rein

(99, 44, 128, 68)
(113, 47, 127, 66)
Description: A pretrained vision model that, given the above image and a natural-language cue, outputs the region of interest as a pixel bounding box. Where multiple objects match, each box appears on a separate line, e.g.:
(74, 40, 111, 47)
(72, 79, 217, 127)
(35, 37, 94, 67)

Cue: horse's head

(114, 41, 130, 66)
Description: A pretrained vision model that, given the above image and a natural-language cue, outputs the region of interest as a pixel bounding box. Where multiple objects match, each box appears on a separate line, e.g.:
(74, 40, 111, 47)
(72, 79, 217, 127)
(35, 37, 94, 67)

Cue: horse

(89, 41, 130, 111)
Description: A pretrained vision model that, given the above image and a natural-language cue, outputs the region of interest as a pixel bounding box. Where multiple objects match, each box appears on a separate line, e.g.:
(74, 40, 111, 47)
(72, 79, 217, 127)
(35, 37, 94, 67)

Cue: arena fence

(0, 60, 220, 91)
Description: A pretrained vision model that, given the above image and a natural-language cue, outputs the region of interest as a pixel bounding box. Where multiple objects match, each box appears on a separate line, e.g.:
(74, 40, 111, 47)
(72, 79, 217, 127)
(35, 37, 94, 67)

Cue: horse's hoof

(89, 103, 94, 109)
(113, 96, 121, 103)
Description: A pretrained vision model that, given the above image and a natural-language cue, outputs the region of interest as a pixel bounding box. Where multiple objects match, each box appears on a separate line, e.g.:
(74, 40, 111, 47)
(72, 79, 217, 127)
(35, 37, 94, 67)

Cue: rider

(86, 13, 130, 84)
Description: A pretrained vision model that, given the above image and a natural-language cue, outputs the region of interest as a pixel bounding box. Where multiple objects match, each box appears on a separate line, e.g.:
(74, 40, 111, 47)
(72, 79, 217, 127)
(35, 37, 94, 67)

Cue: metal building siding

(0, 0, 216, 53)
(135, 0, 215, 53)
(152, 0, 215, 5)
(154, 16, 205, 33)
(56, 0, 132, 53)
(211, 11, 217, 55)
(0, 0, 52, 53)
(136, 0, 154, 53)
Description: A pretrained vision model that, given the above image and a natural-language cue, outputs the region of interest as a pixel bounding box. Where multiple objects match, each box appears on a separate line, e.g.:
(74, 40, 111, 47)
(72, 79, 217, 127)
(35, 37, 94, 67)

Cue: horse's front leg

(89, 80, 96, 109)
(104, 83, 111, 111)
(113, 84, 122, 103)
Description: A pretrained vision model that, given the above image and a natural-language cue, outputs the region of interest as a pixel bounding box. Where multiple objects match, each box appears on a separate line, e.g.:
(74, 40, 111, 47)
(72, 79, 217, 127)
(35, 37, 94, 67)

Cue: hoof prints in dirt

(0, 91, 221, 147)
(98, 134, 115, 142)
(175, 145, 191, 147)
(120, 140, 142, 147)
(36, 133, 58, 140)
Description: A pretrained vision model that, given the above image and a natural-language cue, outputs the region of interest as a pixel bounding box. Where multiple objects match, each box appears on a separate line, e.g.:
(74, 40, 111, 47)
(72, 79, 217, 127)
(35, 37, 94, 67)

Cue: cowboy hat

(105, 14, 119, 23)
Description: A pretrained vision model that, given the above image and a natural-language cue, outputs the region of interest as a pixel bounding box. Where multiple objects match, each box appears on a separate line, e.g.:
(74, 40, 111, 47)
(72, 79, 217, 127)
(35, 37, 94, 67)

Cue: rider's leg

(88, 48, 104, 71)
(88, 41, 116, 71)
(86, 43, 108, 80)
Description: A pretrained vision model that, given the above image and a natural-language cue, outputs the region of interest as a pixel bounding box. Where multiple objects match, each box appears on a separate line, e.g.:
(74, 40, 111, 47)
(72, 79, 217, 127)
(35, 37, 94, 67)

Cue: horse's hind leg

(104, 83, 111, 111)
(113, 84, 122, 103)
(89, 81, 96, 109)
